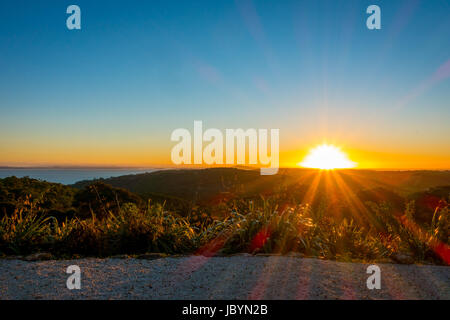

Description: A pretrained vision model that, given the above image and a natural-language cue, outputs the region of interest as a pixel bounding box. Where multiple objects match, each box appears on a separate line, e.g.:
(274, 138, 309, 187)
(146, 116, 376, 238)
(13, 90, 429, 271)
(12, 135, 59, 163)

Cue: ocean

(0, 168, 160, 185)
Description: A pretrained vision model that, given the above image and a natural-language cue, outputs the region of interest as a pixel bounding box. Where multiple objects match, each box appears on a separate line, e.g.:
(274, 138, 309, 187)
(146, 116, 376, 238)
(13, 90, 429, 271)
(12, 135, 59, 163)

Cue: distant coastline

(0, 166, 449, 186)
(0, 167, 163, 185)
(0, 166, 165, 170)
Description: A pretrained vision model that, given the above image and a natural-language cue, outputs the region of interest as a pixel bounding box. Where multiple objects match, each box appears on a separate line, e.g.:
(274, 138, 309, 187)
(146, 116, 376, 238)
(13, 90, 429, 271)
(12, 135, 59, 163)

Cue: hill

(0, 176, 76, 217)
(71, 167, 450, 202)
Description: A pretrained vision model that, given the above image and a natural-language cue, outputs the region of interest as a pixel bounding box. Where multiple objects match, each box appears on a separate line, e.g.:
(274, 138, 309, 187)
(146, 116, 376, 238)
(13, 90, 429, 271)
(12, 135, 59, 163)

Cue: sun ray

(301, 170, 323, 205)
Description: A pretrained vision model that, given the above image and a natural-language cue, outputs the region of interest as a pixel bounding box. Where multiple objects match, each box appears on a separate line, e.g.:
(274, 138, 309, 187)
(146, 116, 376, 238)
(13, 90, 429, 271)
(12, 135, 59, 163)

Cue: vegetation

(0, 176, 76, 219)
(0, 170, 449, 265)
(72, 168, 450, 201)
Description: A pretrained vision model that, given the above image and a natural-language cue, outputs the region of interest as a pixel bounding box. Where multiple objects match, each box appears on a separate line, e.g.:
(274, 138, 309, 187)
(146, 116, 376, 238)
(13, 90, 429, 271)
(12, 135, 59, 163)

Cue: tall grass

(0, 196, 52, 254)
(0, 196, 448, 264)
(215, 199, 389, 260)
(0, 201, 196, 256)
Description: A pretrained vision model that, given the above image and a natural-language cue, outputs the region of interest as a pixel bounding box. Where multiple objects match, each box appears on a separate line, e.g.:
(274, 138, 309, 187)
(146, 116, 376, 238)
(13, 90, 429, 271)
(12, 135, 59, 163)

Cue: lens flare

(299, 144, 356, 169)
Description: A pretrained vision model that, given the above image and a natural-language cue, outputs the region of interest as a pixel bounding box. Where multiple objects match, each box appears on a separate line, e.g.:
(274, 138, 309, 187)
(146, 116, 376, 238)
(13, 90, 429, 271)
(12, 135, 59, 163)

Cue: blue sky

(0, 0, 449, 167)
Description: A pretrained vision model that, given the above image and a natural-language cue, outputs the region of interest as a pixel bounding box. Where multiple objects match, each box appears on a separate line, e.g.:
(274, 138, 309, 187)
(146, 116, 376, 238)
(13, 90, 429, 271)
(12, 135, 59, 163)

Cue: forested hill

(71, 168, 450, 202)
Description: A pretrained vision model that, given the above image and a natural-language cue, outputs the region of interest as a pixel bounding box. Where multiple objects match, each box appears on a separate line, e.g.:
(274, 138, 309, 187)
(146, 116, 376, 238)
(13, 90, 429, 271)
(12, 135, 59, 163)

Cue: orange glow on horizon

(1, 141, 449, 170)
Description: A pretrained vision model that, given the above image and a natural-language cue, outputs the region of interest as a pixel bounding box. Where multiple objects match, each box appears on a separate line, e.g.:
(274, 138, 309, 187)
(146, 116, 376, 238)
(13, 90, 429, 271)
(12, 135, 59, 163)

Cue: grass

(0, 195, 448, 265)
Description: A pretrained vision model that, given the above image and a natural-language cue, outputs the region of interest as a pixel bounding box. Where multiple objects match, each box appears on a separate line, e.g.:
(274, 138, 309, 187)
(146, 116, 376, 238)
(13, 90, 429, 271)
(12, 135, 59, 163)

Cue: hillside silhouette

(71, 167, 450, 206)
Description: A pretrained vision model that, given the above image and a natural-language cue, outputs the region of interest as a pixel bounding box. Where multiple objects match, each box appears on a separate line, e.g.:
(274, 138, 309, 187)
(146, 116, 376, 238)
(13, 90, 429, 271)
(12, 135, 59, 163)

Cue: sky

(0, 0, 449, 169)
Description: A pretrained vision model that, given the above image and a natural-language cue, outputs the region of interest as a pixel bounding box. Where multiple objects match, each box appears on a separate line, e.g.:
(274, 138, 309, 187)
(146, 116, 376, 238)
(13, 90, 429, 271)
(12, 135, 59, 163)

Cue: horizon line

(0, 165, 449, 172)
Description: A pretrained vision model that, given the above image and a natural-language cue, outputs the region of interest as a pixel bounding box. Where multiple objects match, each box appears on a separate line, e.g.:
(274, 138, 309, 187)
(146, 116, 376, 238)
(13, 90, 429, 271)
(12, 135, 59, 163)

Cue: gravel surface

(0, 255, 448, 300)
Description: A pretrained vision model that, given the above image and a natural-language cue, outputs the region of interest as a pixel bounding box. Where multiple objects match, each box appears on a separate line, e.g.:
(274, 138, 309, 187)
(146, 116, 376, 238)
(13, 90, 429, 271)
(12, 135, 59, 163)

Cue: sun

(298, 144, 356, 170)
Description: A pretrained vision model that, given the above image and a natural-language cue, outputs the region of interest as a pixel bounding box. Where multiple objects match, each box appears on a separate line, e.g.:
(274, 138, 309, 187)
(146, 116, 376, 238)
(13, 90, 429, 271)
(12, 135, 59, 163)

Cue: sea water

(0, 168, 159, 185)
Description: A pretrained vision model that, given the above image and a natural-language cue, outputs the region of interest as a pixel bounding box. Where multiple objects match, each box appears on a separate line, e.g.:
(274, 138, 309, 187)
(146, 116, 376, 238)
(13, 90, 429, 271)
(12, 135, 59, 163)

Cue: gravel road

(0, 255, 448, 300)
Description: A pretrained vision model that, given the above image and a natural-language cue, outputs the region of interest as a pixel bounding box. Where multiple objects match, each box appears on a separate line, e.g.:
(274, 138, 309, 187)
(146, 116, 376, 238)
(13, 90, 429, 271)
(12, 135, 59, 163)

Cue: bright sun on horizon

(298, 144, 356, 170)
